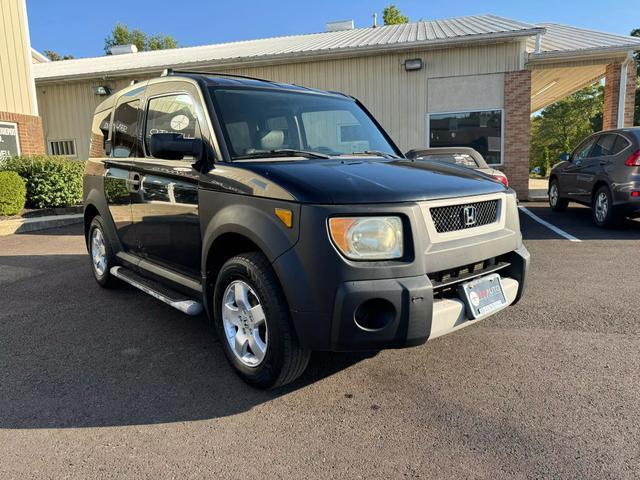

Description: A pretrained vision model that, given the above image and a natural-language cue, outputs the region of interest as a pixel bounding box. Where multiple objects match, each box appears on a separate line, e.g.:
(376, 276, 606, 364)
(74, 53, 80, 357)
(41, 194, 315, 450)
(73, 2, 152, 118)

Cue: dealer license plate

(459, 273, 507, 319)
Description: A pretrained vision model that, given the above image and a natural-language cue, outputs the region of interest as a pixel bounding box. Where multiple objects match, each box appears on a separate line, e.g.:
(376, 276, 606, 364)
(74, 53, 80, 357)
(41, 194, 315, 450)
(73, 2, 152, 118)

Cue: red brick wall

(603, 61, 637, 130)
(0, 111, 45, 155)
(502, 70, 531, 199)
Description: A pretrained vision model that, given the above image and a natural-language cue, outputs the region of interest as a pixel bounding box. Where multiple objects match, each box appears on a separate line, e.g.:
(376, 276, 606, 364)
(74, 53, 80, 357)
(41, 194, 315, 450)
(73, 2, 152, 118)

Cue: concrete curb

(0, 214, 83, 236)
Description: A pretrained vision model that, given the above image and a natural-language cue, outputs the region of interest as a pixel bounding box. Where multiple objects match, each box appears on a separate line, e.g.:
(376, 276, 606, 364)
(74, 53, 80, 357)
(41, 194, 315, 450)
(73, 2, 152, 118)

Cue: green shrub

(0, 155, 84, 209)
(0, 171, 27, 216)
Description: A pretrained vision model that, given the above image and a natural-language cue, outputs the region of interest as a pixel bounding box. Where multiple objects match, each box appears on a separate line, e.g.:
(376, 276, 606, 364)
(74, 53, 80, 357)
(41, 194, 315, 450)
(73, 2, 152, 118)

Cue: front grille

(429, 199, 499, 233)
(429, 257, 510, 298)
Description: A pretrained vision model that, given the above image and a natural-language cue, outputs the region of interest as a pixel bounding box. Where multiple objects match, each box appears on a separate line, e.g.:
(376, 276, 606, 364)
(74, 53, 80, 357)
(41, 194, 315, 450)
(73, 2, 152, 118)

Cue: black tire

(213, 252, 310, 389)
(592, 185, 623, 228)
(87, 215, 118, 288)
(548, 179, 569, 211)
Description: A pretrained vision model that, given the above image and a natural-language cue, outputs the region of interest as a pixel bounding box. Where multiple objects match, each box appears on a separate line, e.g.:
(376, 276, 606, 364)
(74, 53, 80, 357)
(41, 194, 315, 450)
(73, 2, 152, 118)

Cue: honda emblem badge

(462, 206, 477, 226)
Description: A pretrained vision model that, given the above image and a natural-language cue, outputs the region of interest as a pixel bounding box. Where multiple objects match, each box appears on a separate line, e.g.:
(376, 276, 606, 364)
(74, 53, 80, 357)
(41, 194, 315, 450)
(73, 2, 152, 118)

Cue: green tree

(530, 84, 603, 172)
(104, 23, 178, 54)
(43, 50, 74, 61)
(382, 5, 409, 25)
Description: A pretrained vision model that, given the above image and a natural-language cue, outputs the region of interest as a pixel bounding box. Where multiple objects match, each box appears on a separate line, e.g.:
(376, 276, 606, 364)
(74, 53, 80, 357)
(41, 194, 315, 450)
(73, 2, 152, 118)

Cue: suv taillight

(624, 150, 640, 166)
(492, 173, 509, 187)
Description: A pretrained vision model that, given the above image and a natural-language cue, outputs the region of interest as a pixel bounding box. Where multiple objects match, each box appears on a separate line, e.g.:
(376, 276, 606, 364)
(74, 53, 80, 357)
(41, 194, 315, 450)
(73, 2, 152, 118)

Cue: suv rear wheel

(592, 185, 622, 228)
(548, 179, 568, 211)
(213, 252, 310, 389)
(88, 215, 118, 288)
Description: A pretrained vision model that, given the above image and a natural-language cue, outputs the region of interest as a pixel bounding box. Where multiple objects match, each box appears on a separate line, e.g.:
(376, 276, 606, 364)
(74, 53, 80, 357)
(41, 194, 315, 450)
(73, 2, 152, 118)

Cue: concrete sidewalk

(528, 178, 548, 201)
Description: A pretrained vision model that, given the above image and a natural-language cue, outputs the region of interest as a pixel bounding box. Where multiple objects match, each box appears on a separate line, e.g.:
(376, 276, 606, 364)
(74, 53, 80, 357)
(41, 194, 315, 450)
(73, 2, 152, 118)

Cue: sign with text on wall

(0, 121, 20, 160)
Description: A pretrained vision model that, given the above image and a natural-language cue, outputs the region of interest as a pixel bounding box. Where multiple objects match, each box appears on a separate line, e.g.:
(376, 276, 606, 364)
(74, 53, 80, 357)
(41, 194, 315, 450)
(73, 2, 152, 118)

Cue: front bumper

(283, 244, 530, 352)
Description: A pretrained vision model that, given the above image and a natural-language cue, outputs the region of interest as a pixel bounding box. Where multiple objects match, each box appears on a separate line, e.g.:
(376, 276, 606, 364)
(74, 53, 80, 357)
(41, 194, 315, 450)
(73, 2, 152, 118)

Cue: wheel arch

(592, 180, 610, 200)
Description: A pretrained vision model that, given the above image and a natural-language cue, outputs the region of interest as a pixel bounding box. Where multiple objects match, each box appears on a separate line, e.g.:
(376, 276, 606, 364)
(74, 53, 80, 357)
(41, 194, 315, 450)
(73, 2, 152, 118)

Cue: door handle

(574, 160, 582, 167)
(128, 173, 141, 192)
(599, 160, 607, 165)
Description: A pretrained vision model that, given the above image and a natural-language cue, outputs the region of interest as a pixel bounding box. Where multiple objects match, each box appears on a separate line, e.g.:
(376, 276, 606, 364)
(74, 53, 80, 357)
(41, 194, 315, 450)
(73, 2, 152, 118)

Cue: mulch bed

(0, 206, 82, 221)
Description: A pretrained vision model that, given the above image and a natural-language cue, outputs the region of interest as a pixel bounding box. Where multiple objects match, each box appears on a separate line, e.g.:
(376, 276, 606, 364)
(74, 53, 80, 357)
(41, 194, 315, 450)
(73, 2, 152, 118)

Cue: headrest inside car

(260, 130, 285, 150)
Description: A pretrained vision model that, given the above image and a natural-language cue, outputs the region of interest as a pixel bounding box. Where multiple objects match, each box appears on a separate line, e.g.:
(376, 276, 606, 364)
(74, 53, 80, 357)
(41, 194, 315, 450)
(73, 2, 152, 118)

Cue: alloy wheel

(221, 280, 268, 367)
(595, 192, 608, 223)
(91, 227, 107, 277)
(549, 183, 558, 206)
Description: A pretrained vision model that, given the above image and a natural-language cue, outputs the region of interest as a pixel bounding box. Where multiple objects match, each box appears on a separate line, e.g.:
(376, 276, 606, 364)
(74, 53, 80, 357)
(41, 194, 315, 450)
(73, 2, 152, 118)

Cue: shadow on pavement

(0, 251, 373, 429)
(520, 203, 640, 241)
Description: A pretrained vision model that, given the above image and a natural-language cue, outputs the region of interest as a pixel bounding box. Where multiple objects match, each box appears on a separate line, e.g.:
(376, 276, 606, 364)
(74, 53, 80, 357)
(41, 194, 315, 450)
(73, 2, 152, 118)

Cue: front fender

(199, 191, 301, 275)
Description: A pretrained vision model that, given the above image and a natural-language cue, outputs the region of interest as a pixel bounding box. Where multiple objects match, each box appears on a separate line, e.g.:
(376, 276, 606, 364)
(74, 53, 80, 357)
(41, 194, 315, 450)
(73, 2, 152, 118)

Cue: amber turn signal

(275, 208, 293, 228)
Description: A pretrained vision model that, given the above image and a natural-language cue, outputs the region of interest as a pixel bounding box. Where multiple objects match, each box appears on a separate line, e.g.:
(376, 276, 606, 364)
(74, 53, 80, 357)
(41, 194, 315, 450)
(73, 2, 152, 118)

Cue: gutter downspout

(617, 51, 634, 128)
(534, 32, 542, 54)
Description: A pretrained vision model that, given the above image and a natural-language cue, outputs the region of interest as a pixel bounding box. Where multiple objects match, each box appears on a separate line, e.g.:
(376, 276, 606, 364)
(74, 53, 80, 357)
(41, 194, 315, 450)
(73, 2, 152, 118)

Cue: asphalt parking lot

(1, 203, 639, 479)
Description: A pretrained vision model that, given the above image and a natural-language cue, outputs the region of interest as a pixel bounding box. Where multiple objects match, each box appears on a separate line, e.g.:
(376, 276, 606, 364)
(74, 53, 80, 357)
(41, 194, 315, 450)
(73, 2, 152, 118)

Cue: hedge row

(0, 155, 84, 209)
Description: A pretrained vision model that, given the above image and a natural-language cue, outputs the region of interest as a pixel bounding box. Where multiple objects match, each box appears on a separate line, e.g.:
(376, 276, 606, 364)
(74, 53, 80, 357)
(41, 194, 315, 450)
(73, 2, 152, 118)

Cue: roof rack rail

(160, 68, 278, 84)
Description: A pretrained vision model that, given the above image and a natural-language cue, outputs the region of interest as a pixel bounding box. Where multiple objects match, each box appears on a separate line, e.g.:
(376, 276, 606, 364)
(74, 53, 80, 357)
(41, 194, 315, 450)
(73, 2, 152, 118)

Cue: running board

(110, 266, 203, 316)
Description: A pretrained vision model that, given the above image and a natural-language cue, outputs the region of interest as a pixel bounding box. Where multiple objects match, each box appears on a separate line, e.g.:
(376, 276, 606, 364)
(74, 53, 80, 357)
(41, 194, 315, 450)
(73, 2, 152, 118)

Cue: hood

(235, 157, 507, 204)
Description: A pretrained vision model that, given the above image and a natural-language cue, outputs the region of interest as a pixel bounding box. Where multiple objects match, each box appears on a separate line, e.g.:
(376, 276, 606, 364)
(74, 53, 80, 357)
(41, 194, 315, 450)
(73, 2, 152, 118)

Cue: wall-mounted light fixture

(404, 58, 423, 72)
(93, 85, 112, 96)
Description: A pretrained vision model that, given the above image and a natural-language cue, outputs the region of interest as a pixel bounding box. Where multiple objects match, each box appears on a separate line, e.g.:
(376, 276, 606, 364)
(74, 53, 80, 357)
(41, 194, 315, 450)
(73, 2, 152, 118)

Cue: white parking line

(518, 206, 582, 242)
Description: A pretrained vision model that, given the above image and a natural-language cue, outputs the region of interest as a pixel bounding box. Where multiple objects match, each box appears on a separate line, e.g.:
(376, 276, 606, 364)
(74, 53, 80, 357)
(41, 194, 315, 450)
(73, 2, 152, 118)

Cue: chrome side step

(110, 266, 203, 316)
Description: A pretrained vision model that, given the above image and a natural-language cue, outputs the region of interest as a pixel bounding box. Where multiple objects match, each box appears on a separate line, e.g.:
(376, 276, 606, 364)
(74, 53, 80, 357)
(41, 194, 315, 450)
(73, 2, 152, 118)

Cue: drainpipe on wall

(534, 33, 542, 54)
(617, 51, 634, 128)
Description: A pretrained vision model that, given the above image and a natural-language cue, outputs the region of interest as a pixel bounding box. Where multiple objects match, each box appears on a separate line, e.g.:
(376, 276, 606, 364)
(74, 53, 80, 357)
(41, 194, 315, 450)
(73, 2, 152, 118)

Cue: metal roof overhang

(528, 46, 638, 113)
(33, 28, 543, 84)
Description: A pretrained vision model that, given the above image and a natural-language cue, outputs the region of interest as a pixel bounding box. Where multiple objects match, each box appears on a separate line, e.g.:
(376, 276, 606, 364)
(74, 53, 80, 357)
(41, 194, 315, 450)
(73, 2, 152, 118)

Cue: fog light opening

(354, 299, 396, 331)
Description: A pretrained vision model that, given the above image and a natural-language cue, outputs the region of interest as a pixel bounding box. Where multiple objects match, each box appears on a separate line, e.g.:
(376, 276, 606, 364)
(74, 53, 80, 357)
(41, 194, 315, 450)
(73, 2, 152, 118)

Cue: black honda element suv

(84, 71, 529, 388)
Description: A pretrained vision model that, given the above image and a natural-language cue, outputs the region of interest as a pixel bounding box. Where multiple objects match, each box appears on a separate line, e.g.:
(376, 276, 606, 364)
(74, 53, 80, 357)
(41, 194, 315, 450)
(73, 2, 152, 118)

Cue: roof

(528, 23, 640, 60)
(33, 14, 543, 82)
(32, 14, 640, 83)
(31, 48, 49, 63)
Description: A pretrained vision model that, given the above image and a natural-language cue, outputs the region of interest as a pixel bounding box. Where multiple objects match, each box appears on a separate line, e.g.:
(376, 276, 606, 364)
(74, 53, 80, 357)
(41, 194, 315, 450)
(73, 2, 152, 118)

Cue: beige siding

(37, 41, 521, 160)
(0, 0, 37, 115)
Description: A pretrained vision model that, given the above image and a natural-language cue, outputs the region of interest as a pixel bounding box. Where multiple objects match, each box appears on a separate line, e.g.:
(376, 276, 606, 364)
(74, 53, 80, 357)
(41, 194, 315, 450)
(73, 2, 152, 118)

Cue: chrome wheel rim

(595, 192, 608, 223)
(549, 183, 558, 206)
(90, 227, 107, 277)
(221, 280, 268, 367)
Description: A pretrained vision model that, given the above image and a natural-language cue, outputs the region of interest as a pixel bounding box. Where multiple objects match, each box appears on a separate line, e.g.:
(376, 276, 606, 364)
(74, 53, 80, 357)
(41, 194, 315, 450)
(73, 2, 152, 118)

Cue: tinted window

(429, 110, 502, 165)
(210, 88, 397, 159)
(144, 94, 200, 157)
(591, 134, 617, 157)
(573, 137, 596, 161)
(612, 134, 631, 155)
(89, 109, 111, 158)
(112, 100, 141, 158)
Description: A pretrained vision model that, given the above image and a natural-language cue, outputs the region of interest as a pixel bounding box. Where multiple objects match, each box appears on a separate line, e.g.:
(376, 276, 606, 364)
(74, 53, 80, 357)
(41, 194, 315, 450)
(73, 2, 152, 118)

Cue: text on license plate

(459, 273, 507, 319)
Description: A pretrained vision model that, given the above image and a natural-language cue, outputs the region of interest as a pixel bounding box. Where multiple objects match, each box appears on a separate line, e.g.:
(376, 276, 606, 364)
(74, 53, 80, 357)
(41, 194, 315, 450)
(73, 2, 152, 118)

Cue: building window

(428, 110, 503, 165)
(48, 139, 76, 157)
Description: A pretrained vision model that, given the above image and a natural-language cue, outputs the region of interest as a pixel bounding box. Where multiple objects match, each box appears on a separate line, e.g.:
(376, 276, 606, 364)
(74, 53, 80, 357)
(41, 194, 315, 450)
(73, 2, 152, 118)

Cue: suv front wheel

(548, 179, 568, 211)
(213, 252, 310, 388)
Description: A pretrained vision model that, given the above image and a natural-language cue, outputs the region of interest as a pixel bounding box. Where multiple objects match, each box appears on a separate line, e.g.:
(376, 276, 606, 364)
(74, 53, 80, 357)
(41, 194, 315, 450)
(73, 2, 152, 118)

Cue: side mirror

(149, 133, 202, 160)
(559, 153, 570, 162)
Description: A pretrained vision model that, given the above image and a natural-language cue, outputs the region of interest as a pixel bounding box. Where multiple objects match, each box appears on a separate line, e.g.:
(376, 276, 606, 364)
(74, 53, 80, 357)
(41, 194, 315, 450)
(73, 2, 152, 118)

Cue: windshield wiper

(346, 150, 400, 159)
(235, 149, 330, 160)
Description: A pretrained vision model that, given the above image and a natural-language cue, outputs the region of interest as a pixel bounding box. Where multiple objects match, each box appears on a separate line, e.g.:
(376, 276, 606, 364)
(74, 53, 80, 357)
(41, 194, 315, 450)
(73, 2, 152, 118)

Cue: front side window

(112, 100, 141, 158)
(573, 136, 597, 161)
(429, 110, 502, 165)
(144, 94, 199, 158)
(210, 87, 397, 159)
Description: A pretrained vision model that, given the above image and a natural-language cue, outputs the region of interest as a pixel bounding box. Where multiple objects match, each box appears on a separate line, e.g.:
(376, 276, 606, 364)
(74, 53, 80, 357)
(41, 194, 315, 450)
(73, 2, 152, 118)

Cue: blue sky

(27, 0, 639, 58)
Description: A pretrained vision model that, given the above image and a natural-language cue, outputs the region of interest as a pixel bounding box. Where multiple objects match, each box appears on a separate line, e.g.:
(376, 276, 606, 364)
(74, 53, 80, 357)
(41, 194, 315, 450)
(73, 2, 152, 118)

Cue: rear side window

(89, 109, 111, 158)
(591, 134, 616, 157)
(612, 134, 631, 155)
(112, 100, 141, 158)
(144, 94, 200, 157)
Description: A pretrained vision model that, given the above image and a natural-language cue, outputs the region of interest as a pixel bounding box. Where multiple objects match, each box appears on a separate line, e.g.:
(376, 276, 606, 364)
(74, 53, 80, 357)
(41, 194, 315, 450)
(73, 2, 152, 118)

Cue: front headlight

(328, 216, 403, 260)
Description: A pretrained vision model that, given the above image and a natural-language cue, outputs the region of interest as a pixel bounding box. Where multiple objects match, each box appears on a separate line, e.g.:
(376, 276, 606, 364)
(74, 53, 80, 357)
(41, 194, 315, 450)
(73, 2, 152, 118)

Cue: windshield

(209, 87, 398, 160)
(416, 153, 480, 169)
